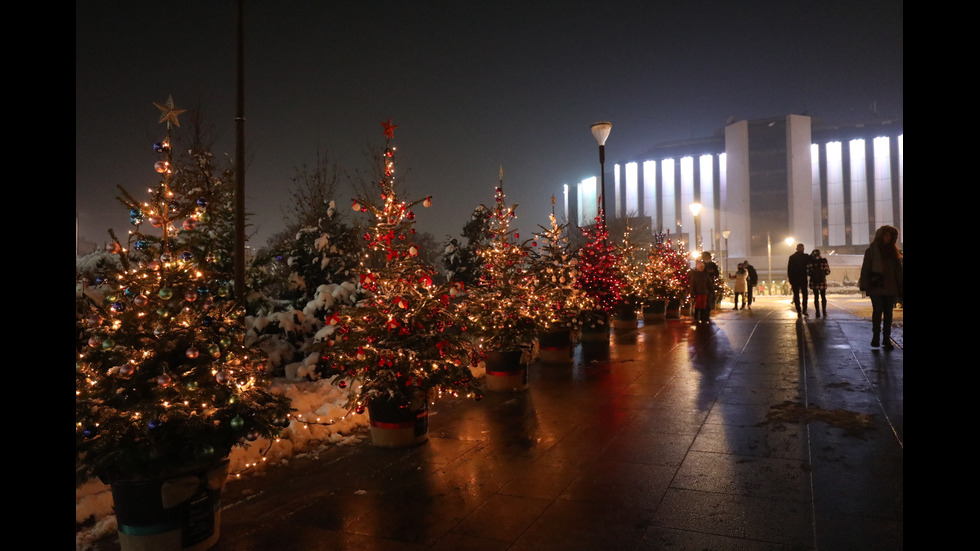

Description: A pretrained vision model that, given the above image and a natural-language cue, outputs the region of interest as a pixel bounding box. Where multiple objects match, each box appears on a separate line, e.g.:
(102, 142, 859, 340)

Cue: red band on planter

(370, 419, 415, 430)
(487, 370, 524, 376)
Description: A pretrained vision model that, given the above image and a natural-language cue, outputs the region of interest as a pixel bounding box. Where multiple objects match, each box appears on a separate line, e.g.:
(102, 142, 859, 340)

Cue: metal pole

(767, 232, 772, 295)
(599, 144, 606, 230)
(234, 0, 246, 302)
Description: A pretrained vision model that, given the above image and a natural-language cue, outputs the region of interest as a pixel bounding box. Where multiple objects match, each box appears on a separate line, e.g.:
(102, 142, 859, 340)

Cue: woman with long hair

(859, 225, 903, 348)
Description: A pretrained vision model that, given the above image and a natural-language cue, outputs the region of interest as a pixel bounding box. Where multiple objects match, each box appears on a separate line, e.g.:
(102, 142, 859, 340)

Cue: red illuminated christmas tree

(574, 209, 625, 327)
(311, 120, 481, 413)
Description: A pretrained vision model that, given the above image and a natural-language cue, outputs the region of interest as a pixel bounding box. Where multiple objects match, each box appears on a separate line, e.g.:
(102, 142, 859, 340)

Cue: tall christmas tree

(311, 120, 481, 412)
(75, 96, 292, 485)
(527, 197, 582, 332)
(465, 169, 538, 351)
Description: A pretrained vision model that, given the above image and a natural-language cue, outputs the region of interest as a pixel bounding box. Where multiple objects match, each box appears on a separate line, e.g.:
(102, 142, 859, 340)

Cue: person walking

(690, 260, 713, 323)
(787, 243, 810, 317)
(701, 251, 719, 313)
(743, 260, 758, 308)
(859, 225, 903, 348)
(729, 262, 748, 310)
(808, 249, 831, 318)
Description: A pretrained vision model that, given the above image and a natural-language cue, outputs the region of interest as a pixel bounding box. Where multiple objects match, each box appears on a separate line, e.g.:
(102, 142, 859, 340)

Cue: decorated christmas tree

(75, 96, 293, 486)
(311, 120, 481, 413)
(642, 231, 691, 303)
(464, 169, 538, 352)
(526, 197, 583, 332)
(613, 218, 646, 310)
(574, 209, 625, 327)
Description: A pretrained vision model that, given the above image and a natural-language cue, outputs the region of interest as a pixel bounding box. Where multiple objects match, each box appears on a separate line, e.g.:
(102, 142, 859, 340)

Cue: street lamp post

(767, 232, 772, 295)
(590, 122, 612, 230)
(722, 230, 731, 277)
(689, 202, 702, 254)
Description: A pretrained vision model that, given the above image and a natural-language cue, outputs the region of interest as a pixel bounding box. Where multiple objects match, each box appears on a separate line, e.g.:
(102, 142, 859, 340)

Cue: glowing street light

(722, 230, 731, 277)
(590, 122, 612, 230)
(689, 202, 703, 253)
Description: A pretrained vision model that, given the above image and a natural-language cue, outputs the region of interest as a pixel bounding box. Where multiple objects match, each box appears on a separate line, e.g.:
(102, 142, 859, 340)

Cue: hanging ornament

(355, 347, 366, 361)
(423, 196, 432, 207)
(216, 370, 232, 384)
(101, 338, 115, 350)
(182, 219, 197, 231)
(408, 246, 418, 257)
(156, 373, 171, 387)
(106, 242, 122, 254)
(154, 161, 169, 173)
(153, 141, 169, 153)
(148, 419, 163, 430)
(119, 364, 134, 377)
(246, 429, 260, 441)
(110, 301, 127, 313)
(158, 287, 173, 300)
(184, 289, 198, 302)
(197, 198, 208, 208)
(352, 200, 360, 211)
(186, 346, 199, 359)
(207, 344, 221, 358)
(198, 212, 211, 224)
(230, 416, 244, 430)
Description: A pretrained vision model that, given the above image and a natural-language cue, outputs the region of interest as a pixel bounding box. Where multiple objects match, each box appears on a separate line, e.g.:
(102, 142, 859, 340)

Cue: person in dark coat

(701, 251, 719, 314)
(859, 225, 903, 348)
(807, 249, 831, 318)
(743, 260, 758, 308)
(787, 243, 810, 317)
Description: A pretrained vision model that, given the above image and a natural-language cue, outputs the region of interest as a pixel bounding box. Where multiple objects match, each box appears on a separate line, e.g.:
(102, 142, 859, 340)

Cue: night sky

(76, 1, 903, 250)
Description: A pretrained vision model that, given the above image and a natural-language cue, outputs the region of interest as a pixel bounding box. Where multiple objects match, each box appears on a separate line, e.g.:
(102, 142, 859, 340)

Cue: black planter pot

(107, 460, 230, 551)
(538, 328, 573, 364)
(613, 302, 639, 328)
(485, 349, 528, 391)
(665, 298, 682, 319)
(643, 300, 667, 323)
(367, 394, 429, 448)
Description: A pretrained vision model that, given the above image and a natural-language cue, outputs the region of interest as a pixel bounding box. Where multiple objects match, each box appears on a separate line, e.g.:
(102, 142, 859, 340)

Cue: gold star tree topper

(154, 95, 186, 128)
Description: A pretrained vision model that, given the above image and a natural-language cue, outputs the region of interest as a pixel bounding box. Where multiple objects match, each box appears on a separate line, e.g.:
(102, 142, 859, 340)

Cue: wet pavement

(90, 295, 903, 551)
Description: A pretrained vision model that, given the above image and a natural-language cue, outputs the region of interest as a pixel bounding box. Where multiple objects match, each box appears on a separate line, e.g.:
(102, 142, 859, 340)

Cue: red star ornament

(382, 118, 397, 140)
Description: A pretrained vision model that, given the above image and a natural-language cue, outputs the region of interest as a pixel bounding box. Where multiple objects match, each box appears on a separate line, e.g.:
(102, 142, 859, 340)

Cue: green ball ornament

(101, 338, 115, 350)
(158, 287, 173, 300)
(207, 344, 221, 358)
(198, 212, 210, 224)
(230, 416, 244, 430)
(219, 336, 232, 348)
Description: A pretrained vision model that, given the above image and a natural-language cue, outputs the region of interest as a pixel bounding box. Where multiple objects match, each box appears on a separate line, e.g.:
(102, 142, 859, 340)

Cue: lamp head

(590, 122, 612, 146)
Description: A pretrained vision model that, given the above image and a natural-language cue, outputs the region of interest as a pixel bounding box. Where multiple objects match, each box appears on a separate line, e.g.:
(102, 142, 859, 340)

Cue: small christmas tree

(441, 205, 490, 288)
(464, 169, 538, 352)
(574, 209, 625, 328)
(613, 218, 646, 310)
(311, 120, 481, 412)
(642, 231, 691, 303)
(527, 197, 583, 332)
(75, 96, 292, 485)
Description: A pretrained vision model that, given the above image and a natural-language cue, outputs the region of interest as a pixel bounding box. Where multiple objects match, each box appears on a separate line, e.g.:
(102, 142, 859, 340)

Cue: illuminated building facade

(563, 114, 903, 259)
